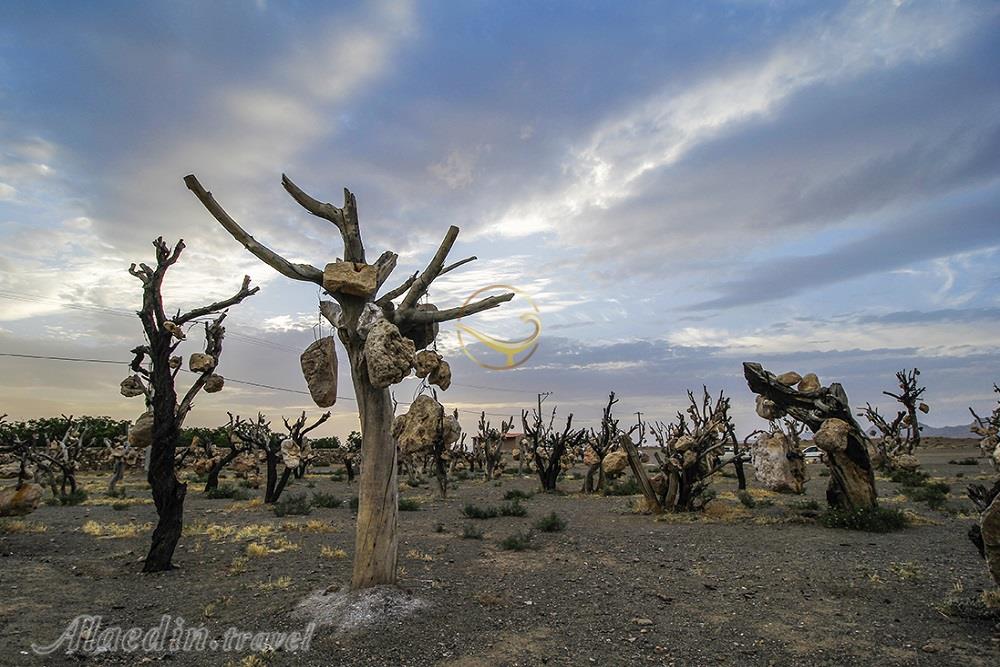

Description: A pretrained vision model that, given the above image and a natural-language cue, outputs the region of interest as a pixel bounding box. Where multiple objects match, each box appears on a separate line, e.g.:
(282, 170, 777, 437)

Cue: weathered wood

(619, 433, 662, 514)
(744, 362, 877, 510)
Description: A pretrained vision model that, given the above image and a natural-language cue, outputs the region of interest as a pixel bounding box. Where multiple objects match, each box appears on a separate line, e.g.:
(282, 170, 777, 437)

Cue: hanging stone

(414, 350, 442, 378)
(168, 356, 182, 369)
(429, 359, 452, 391)
(300, 336, 338, 407)
(365, 320, 414, 389)
(204, 374, 225, 393)
(120, 375, 146, 398)
(399, 303, 440, 351)
(128, 410, 154, 448)
(323, 260, 378, 298)
(189, 353, 216, 373)
(163, 321, 185, 340)
(392, 395, 458, 455)
(357, 302, 384, 339)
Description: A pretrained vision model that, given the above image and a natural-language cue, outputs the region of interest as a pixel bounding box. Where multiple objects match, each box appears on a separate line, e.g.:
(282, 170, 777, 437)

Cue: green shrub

(311, 492, 341, 508)
(206, 484, 250, 500)
(272, 493, 312, 517)
(889, 468, 929, 486)
(455, 470, 470, 481)
(603, 477, 641, 496)
(463, 503, 499, 519)
(461, 524, 484, 539)
(534, 512, 566, 533)
(111, 501, 130, 511)
(348, 496, 359, 510)
(737, 490, 756, 509)
(499, 501, 527, 517)
(789, 498, 820, 512)
(948, 457, 978, 466)
(503, 489, 534, 501)
(818, 506, 908, 533)
(398, 497, 421, 512)
(901, 481, 949, 509)
(499, 530, 535, 551)
(47, 488, 88, 506)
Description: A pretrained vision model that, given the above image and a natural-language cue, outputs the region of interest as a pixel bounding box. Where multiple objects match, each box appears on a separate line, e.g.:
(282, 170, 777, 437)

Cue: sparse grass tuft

(0, 519, 47, 534)
(227, 556, 249, 575)
(463, 503, 499, 519)
(818, 506, 908, 533)
(789, 498, 820, 512)
(949, 457, 979, 466)
(206, 484, 251, 500)
(534, 512, 566, 532)
(81, 520, 151, 538)
(901, 480, 950, 509)
(888, 468, 930, 487)
(255, 576, 292, 591)
(320, 545, 348, 560)
(348, 496, 359, 510)
(498, 500, 527, 517)
(737, 490, 756, 509)
(503, 489, 534, 501)
(603, 478, 641, 496)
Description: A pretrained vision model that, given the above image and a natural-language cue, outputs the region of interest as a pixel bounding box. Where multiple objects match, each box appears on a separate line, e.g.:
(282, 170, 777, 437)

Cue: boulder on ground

(300, 336, 338, 407)
(890, 453, 920, 471)
(751, 432, 807, 493)
(323, 261, 377, 298)
(365, 320, 414, 389)
(0, 483, 43, 517)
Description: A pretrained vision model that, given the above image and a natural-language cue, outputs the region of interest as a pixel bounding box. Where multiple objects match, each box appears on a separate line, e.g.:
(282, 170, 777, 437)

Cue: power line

(0, 352, 526, 418)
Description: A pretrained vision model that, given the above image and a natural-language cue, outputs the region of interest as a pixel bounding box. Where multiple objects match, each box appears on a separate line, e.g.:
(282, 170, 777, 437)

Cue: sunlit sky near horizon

(1, 0, 999, 438)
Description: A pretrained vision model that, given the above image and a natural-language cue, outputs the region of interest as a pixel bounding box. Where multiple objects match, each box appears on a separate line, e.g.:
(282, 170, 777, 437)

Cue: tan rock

(673, 435, 696, 452)
(169, 355, 182, 369)
(776, 371, 802, 386)
(163, 321, 185, 340)
(797, 373, 821, 393)
(300, 336, 338, 407)
(120, 375, 146, 398)
(751, 432, 808, 493)
(280, 439, 301, 469)
(755, 395, 784, 421)
(0, 483, 43, 517)
(583, 447, 600, 467)
(204, 374, 225, 393)
(429, 359, 452, 391)
(365, 320, 414, 389)
(602, 450, 628, 476)
(414, 350, 442, 378)
(128, 411, 154, 448)
(323, 261, 377, 298)
(982, 492, 1000, 587)
(890, 453, 920, 471)
(392, 395, 446, 455)
(189, 353, 216, 373)
(814, 418, 851, 453)
(918, 403, 930, 414)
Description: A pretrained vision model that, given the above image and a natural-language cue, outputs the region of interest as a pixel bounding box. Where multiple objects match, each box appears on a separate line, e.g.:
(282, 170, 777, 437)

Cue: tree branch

(184, 174, 324, 285)
(175, 275, 260, 325)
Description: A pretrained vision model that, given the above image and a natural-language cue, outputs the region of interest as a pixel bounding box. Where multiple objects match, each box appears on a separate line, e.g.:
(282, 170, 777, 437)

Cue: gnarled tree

(744, 362, 877, 510)
(127, 237, 258, 572)
(858, 368, 929, 471)
(582, 392, 625, 494)
(521, 394, 586, 492)
(476, 411, 513, 481)
(186, 174, 512, 589)
(970, 385, 1000, 470)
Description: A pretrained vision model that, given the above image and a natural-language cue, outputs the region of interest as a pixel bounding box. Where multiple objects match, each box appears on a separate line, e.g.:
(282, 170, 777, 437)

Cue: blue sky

(0, 0, 998, 437)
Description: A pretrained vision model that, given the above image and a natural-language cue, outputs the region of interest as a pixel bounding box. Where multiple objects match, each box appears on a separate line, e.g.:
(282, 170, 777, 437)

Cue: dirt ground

(2, 440, 999, 666)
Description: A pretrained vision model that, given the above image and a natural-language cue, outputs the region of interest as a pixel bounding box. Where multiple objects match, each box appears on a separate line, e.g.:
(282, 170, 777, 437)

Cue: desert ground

(2, 439, 998, 667)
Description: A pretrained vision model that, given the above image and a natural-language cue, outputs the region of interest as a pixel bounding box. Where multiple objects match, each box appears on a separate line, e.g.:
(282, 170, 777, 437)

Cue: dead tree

(521, 394, 586, 492)
(647, 389, 739, 511)
(203, 414, 256, 492)
(858, 368, 929, 471)
(744, 362, 877, 510)
(126, 237, 258, 572)
(106, 435, 139, 496)
(970, 385, 1000, 470)
(340, 430, 362, 483)
(279, 411, 331, 490)
(186, 173, 511, 589)
(477, 411, 513, 480)
(583, 392, 624, 494)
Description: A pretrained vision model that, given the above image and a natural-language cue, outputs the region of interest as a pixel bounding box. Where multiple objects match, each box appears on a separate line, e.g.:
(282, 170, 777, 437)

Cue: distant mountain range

(919, 423, 976, 439)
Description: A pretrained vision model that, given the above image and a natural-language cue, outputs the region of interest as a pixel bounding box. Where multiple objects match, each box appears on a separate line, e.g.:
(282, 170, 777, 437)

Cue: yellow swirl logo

(456, 284, 541, 370)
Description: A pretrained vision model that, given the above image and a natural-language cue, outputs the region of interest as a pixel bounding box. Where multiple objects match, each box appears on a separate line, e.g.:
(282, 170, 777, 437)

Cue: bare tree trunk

(144, 382, 185, 572)
(108, 461, 125, 495)
(350, 350, 399, 590)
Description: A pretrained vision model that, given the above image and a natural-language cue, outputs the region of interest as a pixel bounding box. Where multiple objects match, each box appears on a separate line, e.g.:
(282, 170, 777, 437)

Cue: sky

(0, 0, 998, 439)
